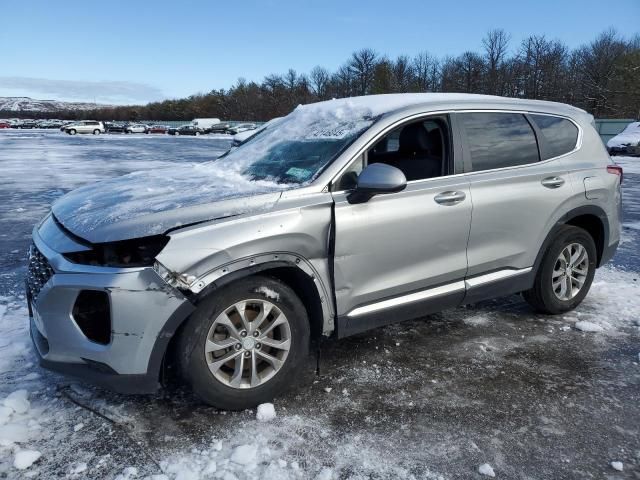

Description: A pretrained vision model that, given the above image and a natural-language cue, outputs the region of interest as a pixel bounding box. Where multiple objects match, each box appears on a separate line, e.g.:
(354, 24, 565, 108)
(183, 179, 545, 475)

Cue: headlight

(63, 235, 169, 267)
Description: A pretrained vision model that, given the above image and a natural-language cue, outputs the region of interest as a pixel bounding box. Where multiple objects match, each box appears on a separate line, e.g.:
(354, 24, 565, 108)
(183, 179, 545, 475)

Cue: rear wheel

(178, 276, 309, 410)
(93, 129, 101, 135)
(195, 131, 200, 136)
(523, 225, 597, 314)
(67, 129, 76, 135)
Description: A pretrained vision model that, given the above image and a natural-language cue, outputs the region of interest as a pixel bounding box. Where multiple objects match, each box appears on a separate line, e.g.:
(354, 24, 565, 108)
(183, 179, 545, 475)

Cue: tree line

(6, 28, 640, 121)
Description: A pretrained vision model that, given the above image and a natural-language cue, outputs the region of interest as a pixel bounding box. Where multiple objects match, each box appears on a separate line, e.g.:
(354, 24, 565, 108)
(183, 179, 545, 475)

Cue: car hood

(52, 162, 285, 243)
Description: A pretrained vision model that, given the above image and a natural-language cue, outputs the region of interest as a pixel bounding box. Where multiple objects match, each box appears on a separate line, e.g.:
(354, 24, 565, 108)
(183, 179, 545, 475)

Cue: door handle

(434, 191, 466, 205)
(541, 176, 565, 189)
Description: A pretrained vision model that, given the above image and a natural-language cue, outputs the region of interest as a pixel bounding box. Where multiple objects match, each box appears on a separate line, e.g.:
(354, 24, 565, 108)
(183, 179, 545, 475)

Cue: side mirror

(347, 163, 407, 204)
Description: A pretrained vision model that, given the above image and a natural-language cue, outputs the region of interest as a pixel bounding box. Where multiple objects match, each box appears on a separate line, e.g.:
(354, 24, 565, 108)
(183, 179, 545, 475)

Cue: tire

(175, 131, 180, 136)
(93, 129, 100, 135)
(523, 225, 597, 314)
(195, 131, 200, 136)
(67, 129, 76, 135)
(178, 275, 309, 410)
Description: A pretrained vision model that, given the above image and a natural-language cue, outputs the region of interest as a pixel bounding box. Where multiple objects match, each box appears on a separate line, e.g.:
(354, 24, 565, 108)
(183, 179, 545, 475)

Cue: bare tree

(309, 66, 330, 99)
(413, 52, 439, 92)
(348, 48, 378, 95)
(482, 29, 510, 95)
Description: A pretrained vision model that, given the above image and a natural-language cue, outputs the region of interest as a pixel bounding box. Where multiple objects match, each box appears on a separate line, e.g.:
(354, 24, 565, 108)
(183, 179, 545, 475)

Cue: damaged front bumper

(27, 223, 195, 394)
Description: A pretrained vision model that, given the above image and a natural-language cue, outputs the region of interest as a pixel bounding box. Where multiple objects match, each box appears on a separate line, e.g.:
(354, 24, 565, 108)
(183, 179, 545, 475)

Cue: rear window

(461, 113, 540, 172)
(530, 114, 578, 159)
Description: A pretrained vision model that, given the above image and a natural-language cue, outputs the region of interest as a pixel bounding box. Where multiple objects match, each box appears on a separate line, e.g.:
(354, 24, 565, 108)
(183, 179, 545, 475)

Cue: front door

(331, 115, 472, 336)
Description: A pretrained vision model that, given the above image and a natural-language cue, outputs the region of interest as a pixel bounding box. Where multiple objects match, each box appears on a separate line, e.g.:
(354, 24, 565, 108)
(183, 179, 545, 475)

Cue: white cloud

(0, 76, 164, 105)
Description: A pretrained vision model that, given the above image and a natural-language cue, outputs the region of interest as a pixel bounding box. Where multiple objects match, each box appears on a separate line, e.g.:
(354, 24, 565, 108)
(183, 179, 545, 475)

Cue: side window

(530, 114, 578, 159)
(333, 115, 451, 190)
(461, 113, 539, 172)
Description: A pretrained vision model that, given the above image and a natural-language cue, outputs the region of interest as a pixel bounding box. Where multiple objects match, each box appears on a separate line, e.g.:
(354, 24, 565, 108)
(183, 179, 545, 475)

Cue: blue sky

(1, 0, 638, 105)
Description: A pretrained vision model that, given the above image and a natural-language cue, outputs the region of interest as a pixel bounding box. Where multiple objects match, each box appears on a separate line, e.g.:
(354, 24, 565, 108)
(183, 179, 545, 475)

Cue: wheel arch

(534, 205, 609, 277)
(156, 257, 333, 386)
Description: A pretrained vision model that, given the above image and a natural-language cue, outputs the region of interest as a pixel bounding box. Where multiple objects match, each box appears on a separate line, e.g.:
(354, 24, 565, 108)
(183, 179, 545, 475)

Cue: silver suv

(63, 120, 105, 135)
(27, 94, 622, 409)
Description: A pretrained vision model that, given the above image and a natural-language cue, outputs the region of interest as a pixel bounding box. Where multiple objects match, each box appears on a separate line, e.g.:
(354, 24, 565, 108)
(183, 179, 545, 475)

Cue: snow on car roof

(297, 93, 589, 119)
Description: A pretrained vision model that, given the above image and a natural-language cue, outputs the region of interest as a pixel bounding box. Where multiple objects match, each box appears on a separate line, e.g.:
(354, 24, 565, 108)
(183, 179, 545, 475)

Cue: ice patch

(316, 467, 334, 480)
(463, 314, 490, 326)
(69, 461, 88, 474)
(0, 422, 32, 446)
(114, 466, 139, 480)
(256, 403, 276, 422)
(13, 450, 41, 470)
(575, 321, 604, 332)
(3, 389, 30, 414)
(230, 444, 258, 465)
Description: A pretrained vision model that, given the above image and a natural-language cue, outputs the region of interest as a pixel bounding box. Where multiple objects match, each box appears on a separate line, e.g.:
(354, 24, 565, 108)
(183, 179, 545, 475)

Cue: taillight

(607, 165, 623, 185)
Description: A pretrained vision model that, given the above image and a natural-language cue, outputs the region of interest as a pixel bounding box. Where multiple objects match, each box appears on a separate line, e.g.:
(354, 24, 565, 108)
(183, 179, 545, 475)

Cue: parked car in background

(63, 121, 105, 135)
(18, 120, 37, 129)
(27, 94, 622, 410)
(191, 118, 220, 133)
(607, 121, 640, 156)
(227, 123, 257, 135)
(167, 125, 204, 136)
(106, 123, 127, 133)
(0, 121, 10, 129)
(229, 117, 282, 149)
(125, 124, 149, 134)
(209, 122, 233, 134)
(147, 125, 169, 134)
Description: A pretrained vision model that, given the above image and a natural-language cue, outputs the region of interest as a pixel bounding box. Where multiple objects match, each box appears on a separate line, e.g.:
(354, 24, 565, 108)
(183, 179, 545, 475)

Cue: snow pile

(567, 267, 640, 333)
(256, 403, 277, 422)
(611, 461, 624, 471)
(478, 463, 495, 477)
(0, 297, 30, 375)
(13, 449, 41, 470)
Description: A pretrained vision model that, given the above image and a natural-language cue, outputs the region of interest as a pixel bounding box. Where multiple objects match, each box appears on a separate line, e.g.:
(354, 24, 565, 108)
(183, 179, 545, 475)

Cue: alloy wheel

(551, 243, 589, 301)
(204, 299, 291, 389)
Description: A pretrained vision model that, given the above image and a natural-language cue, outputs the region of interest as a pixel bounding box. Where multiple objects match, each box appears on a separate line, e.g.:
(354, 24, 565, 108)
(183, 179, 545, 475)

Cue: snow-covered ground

(0, 131, 639, 479)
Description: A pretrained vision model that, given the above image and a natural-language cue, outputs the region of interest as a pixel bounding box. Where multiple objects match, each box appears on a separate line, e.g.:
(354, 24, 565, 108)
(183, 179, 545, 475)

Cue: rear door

(458, 111, 572, 289)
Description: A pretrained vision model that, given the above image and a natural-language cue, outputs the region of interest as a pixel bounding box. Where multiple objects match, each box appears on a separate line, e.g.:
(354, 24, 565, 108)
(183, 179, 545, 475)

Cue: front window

(218, 107, 375, 184)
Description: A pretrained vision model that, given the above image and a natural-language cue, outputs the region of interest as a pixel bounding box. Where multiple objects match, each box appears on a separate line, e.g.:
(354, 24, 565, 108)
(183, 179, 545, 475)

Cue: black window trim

(455, 110, 582, 174)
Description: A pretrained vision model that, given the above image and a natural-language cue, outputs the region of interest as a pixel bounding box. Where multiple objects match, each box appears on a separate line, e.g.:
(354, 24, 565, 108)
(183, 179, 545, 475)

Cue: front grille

(26, 243, 54, 301)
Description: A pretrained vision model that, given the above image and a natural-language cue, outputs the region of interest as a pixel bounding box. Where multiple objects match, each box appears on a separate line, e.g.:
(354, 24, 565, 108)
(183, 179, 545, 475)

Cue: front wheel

(178, 276, 309, 410)
(195, 131, 200, 136)
(67, 129, 76, 135)
(523, 225, 597, 314)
